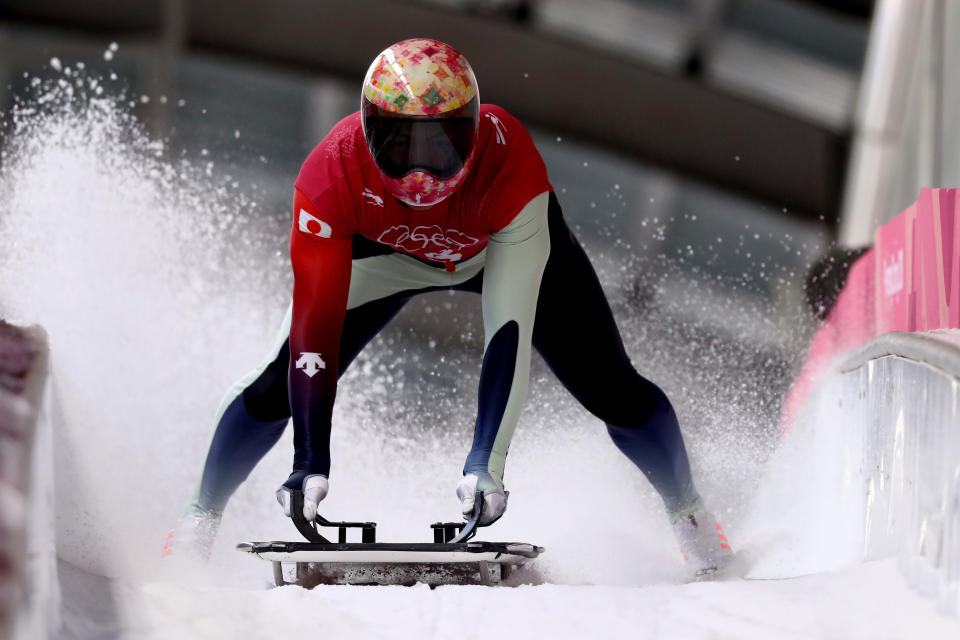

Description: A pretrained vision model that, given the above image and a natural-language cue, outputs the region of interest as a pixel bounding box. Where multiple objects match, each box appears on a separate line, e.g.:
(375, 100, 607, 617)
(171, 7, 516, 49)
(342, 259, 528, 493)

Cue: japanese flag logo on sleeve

(298, 209, 332, 238)
(293, 188, 335, 239)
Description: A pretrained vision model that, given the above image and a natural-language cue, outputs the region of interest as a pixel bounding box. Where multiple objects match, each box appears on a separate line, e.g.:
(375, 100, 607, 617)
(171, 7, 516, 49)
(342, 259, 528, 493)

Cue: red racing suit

(285, 104, 552, 487)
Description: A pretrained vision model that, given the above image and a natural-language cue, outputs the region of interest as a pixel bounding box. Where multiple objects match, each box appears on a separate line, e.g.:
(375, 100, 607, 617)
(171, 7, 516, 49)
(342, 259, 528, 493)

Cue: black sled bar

(289, 491, 376, 544)
(288, 489, 485, 544)
(448, 490, 483, 543)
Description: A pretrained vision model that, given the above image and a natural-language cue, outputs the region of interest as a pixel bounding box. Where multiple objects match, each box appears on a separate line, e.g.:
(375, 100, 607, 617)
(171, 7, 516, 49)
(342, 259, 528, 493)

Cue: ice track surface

(1, 60, 958, 640)
(53, 558, 958, 640)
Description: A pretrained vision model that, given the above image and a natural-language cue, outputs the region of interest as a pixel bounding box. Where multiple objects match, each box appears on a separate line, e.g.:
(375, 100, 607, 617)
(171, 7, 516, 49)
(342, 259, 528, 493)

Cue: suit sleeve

(463, 190, 551, 487)
(284, 188, 353, 489)
(484, 106, 552, 232)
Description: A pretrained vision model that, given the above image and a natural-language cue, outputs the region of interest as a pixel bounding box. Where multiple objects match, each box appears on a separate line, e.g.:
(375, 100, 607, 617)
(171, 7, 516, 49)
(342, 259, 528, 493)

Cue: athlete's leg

(190, 306, 293, 515)
(190, 293, 412, 515)
(188, 238, 489, 515)
(531, 193, 700, 514)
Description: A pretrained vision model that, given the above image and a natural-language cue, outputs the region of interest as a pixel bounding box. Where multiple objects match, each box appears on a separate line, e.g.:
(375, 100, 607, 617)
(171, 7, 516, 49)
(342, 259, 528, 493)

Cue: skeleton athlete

(170, 38, 733, 575)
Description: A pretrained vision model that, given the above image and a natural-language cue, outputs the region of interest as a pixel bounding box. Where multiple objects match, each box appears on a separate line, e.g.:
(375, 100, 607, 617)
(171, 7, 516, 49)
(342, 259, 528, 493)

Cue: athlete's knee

(242, 389, 289, 422)
(579, 362, 673, 430)
(630, 379, 676, 430)
(241, 352, 291, 422)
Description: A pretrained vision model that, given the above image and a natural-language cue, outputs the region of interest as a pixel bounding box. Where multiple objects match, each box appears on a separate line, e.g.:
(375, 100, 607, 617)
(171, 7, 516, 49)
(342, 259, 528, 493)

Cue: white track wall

(801, 329, 960, 615)
(17, 371, 59, 640)
(0, 324, 58, 640)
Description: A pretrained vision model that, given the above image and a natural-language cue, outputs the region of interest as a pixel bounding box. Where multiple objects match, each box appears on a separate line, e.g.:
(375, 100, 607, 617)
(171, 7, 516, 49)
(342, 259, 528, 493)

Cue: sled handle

(289, 489, 482, 545)
(448, 490, 484, 544)
(289, 490, 377, 544)
(289, 490, 330, 543)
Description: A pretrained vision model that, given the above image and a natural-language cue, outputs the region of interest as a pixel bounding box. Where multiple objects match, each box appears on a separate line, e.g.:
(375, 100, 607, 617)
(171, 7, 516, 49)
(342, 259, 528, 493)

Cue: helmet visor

(363, 97, 478, 180)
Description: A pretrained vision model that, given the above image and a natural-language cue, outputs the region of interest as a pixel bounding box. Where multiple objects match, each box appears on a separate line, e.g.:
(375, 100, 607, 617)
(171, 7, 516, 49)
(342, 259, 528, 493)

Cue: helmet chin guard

(361, 38, 479, 206)
(378, 164, 473, 207)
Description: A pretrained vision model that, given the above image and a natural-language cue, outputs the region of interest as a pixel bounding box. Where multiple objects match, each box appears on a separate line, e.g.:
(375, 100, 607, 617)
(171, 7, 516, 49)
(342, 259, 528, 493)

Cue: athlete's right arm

(276, 188, 353, 521)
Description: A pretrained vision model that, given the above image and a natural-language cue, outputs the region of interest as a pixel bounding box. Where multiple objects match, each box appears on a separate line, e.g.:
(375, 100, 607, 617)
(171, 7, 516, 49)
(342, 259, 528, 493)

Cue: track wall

(0, 321, 57, 640)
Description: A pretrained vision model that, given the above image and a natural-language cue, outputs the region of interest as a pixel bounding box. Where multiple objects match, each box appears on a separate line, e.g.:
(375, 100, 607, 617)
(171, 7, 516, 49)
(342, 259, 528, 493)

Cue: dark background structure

(0, 0, 874, 223)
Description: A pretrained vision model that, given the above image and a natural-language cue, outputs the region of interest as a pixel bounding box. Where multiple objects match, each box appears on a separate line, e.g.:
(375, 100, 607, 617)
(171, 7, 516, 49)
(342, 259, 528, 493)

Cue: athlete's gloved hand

(456, 472, 508, 526)
(276, 474, 329, 521)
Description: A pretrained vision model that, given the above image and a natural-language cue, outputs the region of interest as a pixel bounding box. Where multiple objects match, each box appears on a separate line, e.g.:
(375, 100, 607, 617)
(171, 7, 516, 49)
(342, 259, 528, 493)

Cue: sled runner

(238, 490, 544, 587)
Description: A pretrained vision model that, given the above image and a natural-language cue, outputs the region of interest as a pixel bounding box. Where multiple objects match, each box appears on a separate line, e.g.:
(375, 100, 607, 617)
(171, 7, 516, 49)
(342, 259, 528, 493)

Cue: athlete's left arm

(464, 190, 551, 489)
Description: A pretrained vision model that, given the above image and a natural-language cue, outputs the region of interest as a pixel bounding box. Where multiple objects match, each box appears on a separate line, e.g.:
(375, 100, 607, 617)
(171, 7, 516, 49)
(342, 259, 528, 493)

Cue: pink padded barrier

(782, 248, 874, 427)
(913, 188, 954, 330)
(952, 192, 960, 327)
(874, 199, 915, 334)
(844, 248, 876, 346)
(783, 188, 960, 432)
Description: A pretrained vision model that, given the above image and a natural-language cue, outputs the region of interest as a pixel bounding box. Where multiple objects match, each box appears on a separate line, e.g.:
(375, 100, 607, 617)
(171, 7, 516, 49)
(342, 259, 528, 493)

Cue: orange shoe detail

(162, 531, 175, 557)
(672, 507, 734, 573)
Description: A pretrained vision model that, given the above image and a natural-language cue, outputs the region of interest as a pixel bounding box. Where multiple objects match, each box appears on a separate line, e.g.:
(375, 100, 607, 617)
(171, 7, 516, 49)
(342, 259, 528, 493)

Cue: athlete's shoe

(162, 506, 221, 563)
(671, 503, 734, 577)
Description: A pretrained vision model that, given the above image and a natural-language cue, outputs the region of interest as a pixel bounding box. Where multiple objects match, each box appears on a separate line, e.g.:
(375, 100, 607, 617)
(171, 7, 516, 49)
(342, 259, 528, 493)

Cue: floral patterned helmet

(361, 39, 480, 207)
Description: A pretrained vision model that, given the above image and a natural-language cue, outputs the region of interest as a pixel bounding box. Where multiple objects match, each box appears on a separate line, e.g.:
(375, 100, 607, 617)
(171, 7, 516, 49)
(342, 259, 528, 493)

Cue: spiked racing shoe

(671, 504, 734, 578)
(162, 506, 221, 564)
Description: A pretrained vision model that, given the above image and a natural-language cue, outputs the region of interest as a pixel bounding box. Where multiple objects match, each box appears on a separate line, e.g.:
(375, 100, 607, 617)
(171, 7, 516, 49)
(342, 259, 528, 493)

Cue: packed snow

(0, 57, 957, 640)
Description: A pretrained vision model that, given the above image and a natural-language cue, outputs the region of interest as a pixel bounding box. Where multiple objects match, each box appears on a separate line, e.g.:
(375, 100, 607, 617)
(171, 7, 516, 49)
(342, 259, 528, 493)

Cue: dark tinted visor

(363, 97, 479, 180)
